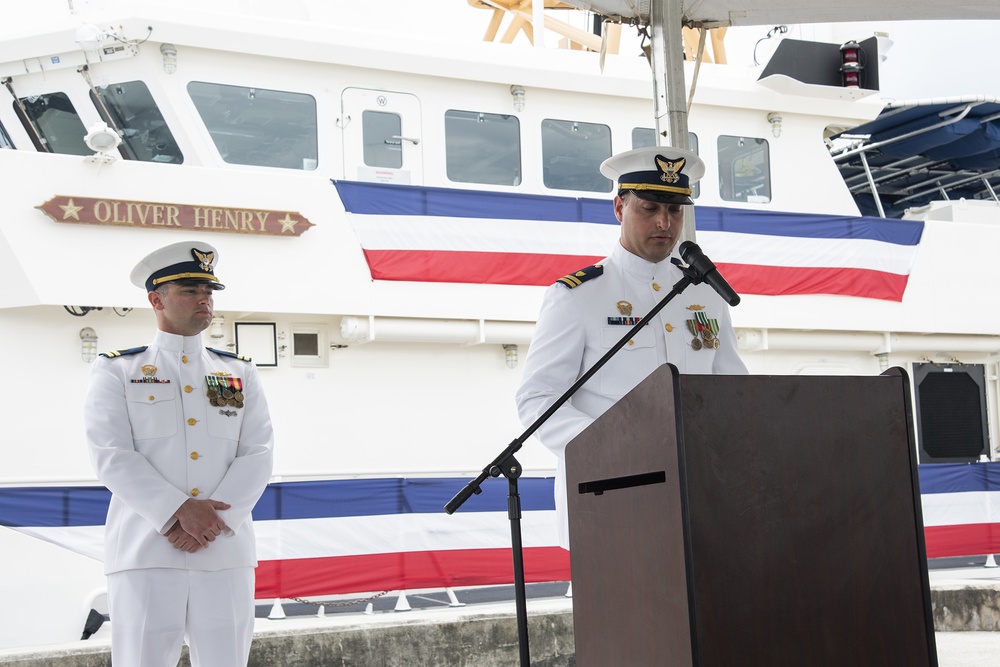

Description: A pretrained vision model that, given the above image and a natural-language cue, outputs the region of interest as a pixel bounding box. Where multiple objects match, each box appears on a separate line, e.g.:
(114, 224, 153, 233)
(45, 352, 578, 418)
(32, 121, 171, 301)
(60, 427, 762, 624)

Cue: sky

(329, 1, 1000, 103)
(12, 1, 1000, 102)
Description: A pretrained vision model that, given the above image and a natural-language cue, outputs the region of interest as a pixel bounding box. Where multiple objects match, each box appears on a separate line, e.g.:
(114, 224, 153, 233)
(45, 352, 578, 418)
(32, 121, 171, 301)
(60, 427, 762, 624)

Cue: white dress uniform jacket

(515, 241, 748, 548)
(85, 329, 274, 574)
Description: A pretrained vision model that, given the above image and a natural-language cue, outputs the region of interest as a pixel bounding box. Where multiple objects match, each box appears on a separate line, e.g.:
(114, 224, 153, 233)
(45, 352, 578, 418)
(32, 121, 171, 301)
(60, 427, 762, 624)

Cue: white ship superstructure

(2, 0, 1000, 649)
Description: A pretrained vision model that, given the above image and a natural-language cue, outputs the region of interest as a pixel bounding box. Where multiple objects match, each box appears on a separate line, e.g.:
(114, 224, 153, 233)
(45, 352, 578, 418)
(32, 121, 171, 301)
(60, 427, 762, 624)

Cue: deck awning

(831, 99, 1000, 218)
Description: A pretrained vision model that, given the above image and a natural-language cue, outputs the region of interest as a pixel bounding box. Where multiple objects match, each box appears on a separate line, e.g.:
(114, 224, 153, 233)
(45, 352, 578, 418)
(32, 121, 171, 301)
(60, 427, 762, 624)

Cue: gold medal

(222, 389, 234, 400)
(691, 338, 703, 350)
(234, 400, 244, 409)
(712, 339, 720, 350)
(702, 329, 715, 341)
(215, 397, 228, 407)
(234, 391, 244, 402)
(207, 388, 219, 399)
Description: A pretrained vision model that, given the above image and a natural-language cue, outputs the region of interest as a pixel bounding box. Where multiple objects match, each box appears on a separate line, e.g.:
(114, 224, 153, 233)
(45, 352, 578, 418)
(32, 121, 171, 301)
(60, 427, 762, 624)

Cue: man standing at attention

(515, 146, 747, 549)
(85, 240, 274, 666)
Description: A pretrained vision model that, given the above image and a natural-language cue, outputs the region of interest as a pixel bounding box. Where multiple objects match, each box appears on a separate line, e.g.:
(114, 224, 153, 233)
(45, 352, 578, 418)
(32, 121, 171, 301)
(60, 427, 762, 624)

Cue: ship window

(631, 128, 701, 199)
(16, 92, 89, 155)
(91, 81, 182, 164)
(0, 121, 12, 149)
(188, 82, 317, 170)
(718, 135, 771, 203)
(362, 110, 402, 169)
(541, 119, 611, 192)
(290, 324, 328, 368)
(444, 110, 521, 186)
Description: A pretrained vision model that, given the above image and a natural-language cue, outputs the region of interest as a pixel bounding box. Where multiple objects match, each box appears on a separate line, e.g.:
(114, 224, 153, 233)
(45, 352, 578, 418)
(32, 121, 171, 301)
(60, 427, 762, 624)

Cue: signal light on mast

(839, 41, 864, 88)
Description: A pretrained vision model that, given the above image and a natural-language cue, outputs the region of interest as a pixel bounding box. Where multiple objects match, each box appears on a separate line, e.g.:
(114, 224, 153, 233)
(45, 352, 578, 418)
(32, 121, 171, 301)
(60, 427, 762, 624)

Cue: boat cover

(832, 100, 1000, 218)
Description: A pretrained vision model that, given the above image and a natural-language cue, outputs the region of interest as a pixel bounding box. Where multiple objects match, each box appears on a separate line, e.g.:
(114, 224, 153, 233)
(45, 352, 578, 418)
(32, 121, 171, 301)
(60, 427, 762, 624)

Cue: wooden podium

(565, 366, 937, 666)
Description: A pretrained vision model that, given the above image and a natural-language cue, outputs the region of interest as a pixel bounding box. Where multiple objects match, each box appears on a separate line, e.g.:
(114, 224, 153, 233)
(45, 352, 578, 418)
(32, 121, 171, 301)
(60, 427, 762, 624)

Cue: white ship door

(341, 88, 423, 185)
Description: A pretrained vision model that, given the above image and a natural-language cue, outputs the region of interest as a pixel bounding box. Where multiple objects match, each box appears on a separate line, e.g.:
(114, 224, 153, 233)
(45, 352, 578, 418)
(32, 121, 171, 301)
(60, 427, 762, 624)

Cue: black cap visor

(170, 278, 226, 291)
(626, 189, 694, 206)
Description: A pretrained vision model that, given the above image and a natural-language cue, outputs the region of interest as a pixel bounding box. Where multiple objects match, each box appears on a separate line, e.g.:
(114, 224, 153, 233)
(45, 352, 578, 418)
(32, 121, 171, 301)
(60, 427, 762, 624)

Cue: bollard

(268, 599, 286, 619)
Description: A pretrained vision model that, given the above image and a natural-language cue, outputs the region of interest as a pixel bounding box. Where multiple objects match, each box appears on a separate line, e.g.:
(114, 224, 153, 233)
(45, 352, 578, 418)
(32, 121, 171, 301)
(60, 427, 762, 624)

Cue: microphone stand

(445, 261, 704, 667)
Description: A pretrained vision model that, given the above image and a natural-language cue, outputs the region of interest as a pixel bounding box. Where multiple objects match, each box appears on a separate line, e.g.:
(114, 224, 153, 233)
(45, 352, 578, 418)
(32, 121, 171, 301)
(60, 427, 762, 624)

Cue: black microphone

(679, 241, 741, 307)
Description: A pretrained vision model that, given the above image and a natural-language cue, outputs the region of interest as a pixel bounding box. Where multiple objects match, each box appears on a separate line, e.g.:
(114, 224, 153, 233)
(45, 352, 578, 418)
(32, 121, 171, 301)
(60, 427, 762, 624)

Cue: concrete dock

(2, 566, 999, 666)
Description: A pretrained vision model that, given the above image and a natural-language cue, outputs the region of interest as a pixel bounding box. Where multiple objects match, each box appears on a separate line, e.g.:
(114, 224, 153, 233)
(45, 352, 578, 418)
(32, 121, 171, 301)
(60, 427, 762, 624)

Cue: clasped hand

(166, 498, 232, 553)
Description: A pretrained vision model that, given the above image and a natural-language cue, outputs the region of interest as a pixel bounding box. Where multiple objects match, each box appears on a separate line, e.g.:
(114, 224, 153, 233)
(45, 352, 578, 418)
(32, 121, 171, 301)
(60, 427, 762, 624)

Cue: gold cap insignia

(192, 249, 215, 272)
(655, 156, 685, 184)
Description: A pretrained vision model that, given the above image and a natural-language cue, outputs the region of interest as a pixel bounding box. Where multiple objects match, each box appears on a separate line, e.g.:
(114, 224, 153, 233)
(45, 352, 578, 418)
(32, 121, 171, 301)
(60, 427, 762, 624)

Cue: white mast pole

(650, 0, 697, 242)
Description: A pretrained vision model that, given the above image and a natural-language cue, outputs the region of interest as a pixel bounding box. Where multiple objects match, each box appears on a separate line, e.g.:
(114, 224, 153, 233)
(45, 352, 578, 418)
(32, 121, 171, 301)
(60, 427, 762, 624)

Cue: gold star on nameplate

(59, 198, 84, 220)
(278, 213, 299, 233)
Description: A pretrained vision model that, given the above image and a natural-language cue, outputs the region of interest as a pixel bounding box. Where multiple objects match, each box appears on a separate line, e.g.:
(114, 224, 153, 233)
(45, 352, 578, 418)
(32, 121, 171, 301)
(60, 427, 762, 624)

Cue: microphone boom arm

(445, 268, 697, 514)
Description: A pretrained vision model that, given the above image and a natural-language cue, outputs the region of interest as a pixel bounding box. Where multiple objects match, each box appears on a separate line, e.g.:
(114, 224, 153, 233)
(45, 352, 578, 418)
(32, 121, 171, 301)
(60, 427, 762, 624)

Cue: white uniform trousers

(108, 567, 255, 667)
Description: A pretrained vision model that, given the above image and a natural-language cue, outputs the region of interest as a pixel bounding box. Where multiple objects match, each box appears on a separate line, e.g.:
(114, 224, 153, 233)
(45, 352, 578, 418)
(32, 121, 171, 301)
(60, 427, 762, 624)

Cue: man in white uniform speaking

(85, 241, 274, 666)
(515, 146, 747, 549)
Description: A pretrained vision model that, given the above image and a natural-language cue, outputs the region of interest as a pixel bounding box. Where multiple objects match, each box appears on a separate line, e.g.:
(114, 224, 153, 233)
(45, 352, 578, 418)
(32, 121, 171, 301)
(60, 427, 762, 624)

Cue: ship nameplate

(35, 196, 315, 237)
